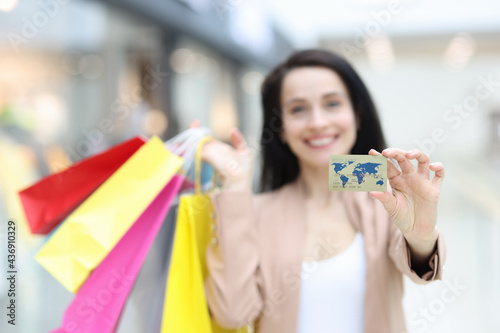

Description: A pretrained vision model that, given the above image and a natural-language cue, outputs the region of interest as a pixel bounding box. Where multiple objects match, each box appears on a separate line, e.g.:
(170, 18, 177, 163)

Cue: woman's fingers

(369, 149, 401, 180)
(199, 140, 216, 163)
(369, 190, 396, 213)
(230, 127, 248, 151)
(188, 119, 201, 128)
(369, 180, 397, 214)
(372, 147, 444, 190)
(405, 149, 430, 178)
(382, 148, 415, 174)
(429, 162, 445, 187)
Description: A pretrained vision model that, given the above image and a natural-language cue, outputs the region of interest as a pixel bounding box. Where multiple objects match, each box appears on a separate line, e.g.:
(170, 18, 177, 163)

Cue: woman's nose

(307, 107, 329, 129)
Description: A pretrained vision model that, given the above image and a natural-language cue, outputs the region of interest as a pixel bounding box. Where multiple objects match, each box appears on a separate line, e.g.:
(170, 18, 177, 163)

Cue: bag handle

(194, 136, 215, 195)
(165, 127, 210, 177)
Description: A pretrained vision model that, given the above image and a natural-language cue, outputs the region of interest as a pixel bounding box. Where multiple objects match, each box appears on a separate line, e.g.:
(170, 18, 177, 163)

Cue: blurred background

(0, 0, 499, 332)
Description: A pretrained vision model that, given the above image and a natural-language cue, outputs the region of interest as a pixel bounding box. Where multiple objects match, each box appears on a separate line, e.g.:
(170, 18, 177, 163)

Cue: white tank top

(297, 232, 366, 333)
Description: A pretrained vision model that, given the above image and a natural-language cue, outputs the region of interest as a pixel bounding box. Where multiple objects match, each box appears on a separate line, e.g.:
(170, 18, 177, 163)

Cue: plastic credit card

(329, 155, 387, 192)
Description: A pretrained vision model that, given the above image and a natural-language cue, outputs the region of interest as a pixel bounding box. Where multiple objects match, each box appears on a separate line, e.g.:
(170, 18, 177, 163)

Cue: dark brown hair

(259, 49, 387, 192)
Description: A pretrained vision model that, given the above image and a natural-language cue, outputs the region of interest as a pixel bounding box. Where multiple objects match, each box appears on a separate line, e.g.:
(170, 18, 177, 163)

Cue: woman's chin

(299, 158, 331, 172)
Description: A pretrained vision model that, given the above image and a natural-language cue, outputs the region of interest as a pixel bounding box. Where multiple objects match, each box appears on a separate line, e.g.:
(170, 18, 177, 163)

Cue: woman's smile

(303, 134, 340, 149)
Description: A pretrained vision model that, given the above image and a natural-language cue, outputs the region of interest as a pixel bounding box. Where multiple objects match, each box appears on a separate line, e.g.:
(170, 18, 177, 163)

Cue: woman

(196, 49, 446, 333)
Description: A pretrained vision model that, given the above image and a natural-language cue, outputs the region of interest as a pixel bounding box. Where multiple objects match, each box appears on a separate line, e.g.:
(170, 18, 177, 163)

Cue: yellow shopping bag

(161, 136, 248, 333)
(35, 136, 183, 293)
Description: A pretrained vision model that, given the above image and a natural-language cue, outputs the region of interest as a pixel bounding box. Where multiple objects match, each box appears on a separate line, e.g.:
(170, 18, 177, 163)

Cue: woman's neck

(298, 163, 336, 207)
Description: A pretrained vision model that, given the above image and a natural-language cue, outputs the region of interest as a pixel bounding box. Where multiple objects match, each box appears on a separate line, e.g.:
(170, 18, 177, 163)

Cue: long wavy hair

(259, 49, 387, 193)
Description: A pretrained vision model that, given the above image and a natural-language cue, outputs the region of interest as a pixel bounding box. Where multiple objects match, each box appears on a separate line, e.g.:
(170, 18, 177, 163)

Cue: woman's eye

(291, 106, 305, 113)
(327, 101, 340, 108)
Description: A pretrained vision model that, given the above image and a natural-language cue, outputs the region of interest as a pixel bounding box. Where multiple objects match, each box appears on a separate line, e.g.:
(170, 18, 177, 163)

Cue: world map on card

(329, 155, 387, 192)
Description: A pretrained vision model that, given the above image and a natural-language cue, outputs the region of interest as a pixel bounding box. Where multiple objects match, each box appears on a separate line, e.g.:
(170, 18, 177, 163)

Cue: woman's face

(280, 66, 358, 170)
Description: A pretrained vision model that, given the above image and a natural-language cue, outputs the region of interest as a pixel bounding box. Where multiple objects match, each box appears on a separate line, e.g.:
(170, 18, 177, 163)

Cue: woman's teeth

(307, 137, 335, 147)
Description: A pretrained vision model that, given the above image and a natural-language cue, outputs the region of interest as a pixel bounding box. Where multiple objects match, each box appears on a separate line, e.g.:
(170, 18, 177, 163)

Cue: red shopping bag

(19, 136, 146, 234)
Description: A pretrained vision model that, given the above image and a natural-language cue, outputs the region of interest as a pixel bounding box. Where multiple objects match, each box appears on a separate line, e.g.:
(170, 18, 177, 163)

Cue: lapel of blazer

(274, 178, 307, 331)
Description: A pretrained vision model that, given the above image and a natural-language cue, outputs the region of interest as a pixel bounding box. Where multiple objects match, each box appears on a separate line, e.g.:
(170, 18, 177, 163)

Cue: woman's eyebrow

(283, 97, 306, 107)
(284, 92, 345, 107)
(322, 92, 344, 98)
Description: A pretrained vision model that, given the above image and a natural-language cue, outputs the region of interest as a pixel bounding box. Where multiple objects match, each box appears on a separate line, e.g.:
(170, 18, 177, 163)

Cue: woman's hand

(189, 120, 254, 191)
(368, 148, 445, 263)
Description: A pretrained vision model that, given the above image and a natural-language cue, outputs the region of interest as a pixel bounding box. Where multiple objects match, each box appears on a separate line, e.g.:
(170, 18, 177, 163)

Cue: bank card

(329, 155, 387, 192)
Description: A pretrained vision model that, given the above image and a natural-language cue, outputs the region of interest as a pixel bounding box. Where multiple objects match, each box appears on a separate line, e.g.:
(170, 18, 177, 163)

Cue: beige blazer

(205, 178, 446, 333)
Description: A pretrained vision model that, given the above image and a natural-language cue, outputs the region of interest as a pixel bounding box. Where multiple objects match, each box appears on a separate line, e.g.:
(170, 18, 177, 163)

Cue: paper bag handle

(194, 136, 215, 194)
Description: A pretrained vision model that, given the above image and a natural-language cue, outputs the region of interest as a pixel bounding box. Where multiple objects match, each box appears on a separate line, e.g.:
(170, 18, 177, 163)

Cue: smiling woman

(197, 49, 446, 333)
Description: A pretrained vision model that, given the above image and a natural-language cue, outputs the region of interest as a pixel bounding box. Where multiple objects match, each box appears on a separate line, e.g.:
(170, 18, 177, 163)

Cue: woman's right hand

(189, 120, 254, 191)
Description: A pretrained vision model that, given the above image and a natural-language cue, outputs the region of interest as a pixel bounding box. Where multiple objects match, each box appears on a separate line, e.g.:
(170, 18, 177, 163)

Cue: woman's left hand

(368, 148, 445, 244)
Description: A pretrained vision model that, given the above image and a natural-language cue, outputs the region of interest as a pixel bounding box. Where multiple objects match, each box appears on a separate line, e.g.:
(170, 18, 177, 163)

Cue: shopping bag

(116, 128, 214, 332)
(35, 136, 183, 292)
(19, 136, 146, 234)
(116, 199, 180, 333)
(161, 136, 248, 333)
(51, 174, 184, 333)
